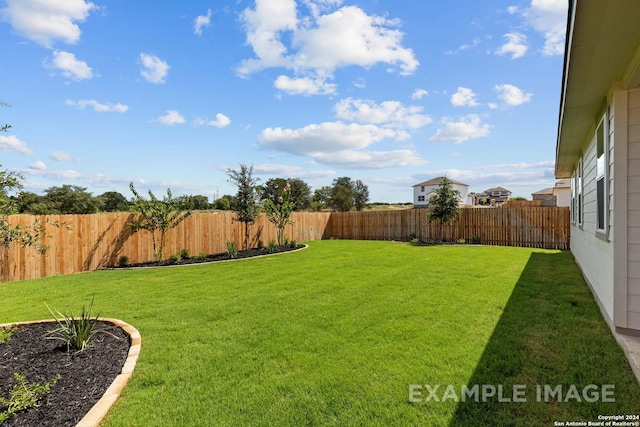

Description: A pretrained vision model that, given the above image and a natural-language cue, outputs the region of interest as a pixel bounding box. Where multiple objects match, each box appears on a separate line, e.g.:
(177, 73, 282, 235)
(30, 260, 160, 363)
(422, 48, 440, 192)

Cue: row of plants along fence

(1, 207, 569, 283)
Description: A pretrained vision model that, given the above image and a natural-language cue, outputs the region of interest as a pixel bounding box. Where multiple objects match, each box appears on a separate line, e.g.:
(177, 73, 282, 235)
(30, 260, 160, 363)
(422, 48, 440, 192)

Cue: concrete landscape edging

(0, 318, 141, 427)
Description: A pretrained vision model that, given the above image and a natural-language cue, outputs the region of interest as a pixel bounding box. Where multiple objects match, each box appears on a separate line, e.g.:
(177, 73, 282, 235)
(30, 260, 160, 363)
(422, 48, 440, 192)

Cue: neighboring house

(556, 0, 640, 335)
(531, 180, 571, 207)
(474, 187, 512, 206)
(412, 177, 471, 208)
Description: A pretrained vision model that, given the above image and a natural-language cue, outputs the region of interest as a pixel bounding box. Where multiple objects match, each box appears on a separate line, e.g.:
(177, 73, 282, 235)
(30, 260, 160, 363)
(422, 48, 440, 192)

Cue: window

(418, 195, 425, 202)
(576, 157, 583, 225)
(570, 173, 576, 223)
(596, 119, 605, 231)
(421, 186, 425, 192)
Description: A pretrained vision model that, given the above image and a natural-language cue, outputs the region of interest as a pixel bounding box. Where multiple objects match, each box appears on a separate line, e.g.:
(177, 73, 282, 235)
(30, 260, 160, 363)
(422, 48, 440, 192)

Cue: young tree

(261, 178, 311, 211)
(227, 164, 260, 250)
(428, 177, 461, 241)
(129, 183, 191, 261)
(262, 181, 295, 245)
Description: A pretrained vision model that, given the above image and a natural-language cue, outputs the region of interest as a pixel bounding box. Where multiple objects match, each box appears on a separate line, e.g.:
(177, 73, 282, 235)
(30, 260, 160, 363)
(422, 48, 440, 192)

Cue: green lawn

(1, 240, 639, 426)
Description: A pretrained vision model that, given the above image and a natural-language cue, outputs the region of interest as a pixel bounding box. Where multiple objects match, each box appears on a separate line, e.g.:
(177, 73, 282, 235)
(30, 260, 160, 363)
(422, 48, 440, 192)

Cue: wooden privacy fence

(329, 207, 570, 249)
(1, 207, 569, 282)
(0, 211, 332, 282)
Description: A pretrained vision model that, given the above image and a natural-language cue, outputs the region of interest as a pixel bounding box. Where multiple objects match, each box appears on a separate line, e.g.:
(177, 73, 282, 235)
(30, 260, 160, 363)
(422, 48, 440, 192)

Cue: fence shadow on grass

(448, 251, 640, 426)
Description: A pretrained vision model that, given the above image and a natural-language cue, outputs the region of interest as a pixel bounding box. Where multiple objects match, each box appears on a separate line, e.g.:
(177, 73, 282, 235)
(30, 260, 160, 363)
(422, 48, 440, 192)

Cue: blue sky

(0, 0, 567, 203)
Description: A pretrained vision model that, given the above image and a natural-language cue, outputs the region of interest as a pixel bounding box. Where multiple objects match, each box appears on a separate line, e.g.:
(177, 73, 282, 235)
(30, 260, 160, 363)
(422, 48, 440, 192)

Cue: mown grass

(0, 240, 638, 426)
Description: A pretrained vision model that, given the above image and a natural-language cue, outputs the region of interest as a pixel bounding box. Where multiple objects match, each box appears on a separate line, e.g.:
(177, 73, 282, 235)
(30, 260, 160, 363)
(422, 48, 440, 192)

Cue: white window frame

(576, 157, 583, 226)
(595, 104, 612, 238)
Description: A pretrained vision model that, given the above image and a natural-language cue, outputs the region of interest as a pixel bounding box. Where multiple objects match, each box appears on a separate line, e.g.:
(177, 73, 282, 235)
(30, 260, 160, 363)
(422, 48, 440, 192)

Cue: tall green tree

(428, 177, 461, 241)
(261, 178, 311, 211)
(330, 177, 355, 212)
(42, 185, 100, 214)
(227, 164, 260, 250)
(353, 179, 370, 211)
(262, 181, 296, 245)
(98, 191, 130, 212)
(311, 186, 332, 211)
(129, 183, 192, 261)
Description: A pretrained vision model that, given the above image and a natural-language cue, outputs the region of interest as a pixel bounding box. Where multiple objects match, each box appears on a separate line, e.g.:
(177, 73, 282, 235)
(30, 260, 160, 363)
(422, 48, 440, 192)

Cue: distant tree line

(7, 176, 372, 215)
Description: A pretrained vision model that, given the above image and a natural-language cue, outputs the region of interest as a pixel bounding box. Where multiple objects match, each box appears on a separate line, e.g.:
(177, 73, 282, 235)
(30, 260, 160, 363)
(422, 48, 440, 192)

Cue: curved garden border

(0, 318, 141, 427)
(111, 243, 309, 270)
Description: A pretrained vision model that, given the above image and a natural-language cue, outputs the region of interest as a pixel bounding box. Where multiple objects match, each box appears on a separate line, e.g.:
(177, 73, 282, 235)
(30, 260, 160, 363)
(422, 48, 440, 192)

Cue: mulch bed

(116, 243, 305, 268)
(0, 322, 130, 427)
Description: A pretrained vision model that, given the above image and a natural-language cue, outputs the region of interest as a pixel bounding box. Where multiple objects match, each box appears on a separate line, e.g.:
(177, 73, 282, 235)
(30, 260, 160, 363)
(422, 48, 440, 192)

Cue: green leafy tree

(227, 164, 260, 250)
(429, 177, 461, 241)
(129, 183, 192, 261)
(213, 195, 234, 210)
(42, 185, 100, 214)
(311, 186, 332, 211)
(262, 181, 295, 245)
(98, 191, 130, 212)
(1, 166, 57, 253)
(261, 178, 311, 211)
(353, 179, 370, 211)
(330, 177, 355, 212)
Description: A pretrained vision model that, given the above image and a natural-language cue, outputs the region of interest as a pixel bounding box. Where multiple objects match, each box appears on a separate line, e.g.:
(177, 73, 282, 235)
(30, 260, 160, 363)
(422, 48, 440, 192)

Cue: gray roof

(413, 177, 468, 187)
(532, 188, 554, 195)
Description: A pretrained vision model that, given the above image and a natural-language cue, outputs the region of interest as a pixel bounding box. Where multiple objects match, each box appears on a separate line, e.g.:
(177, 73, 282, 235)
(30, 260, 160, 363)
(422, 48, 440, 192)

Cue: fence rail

(1, 207, 569, 282)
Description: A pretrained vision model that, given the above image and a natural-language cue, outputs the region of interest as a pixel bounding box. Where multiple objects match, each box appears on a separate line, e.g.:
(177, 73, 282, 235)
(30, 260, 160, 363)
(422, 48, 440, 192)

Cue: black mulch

(115, 243, 305, 268)
(0, 322, 130, 427)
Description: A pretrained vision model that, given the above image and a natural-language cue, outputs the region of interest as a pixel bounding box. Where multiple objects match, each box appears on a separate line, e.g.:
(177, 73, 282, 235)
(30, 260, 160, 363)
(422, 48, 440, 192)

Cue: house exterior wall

(571, 121, 615, 321)
(626, 88, 640, 330)
(413, 183, 469, 207)
(554, 188, 571, 207)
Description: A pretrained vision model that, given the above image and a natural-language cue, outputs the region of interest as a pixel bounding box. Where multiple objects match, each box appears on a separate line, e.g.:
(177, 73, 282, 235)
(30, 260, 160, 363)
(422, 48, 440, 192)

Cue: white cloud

(430, 114, 491, 143)
(65, 99, 128, 113)
(334, 98, 432, 129)
(156, 110, 185, 125)
(194, 113, 231, 128)
(0, 0, 96, 47)
(194, 9, 212, 35)
(140, 53, 170, 84)
(49, 150, 77, 162)
(237, 1, 418, 92)
(258, 121, 423, 168)
(450, 87, 479, 107)
(252, 163, 335, 179)
(523, 0, 567, 56)
(259, 121, 398, 155)
(495, 32, 528, 59)
(411, 89, 428, 100)
(494, 84, 533, 106)
(507, 6, 519, 14)
(274, 75, 337, 95)
(29, 160, 47, 171)
(312, 149, 426, 168)
(0, 135, 33, 155)
(48, 50, 93, 80)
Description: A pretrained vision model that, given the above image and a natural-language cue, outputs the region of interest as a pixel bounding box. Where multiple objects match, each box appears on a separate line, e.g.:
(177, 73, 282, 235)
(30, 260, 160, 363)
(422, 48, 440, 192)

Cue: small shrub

(180, 248, 190, 259)
(0, 373, 61, 423)
(118, 255, 129, 267)
(257, 240, 264, 249)
(471, 236, 482, 244)
(44, 297, 111, 352)
(0, 325, 16, 344)
(196, 252, 207, 261)
(457, 238, 466, 244)
(289, 240, 297, 248)
(410, 237, 420, 245)
(408, 233, 418, 241)
(266, 240, 278, 254)
(168, 253, 181, 264)
(226, 241, 238, 259)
